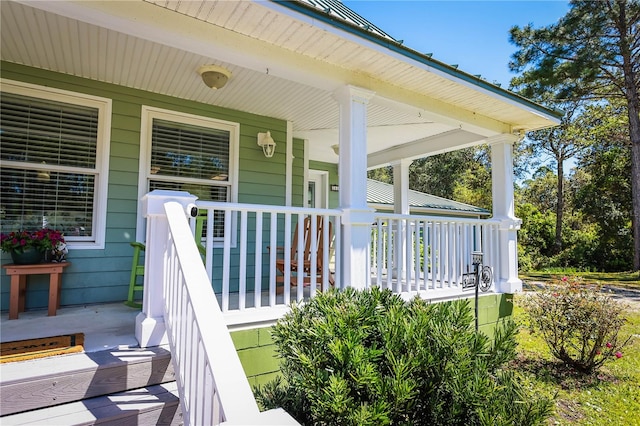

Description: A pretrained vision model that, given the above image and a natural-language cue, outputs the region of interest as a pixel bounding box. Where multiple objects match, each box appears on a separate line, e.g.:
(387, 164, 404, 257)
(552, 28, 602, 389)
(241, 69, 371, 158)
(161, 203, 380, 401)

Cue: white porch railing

(193, 200, 501, 314)
(370, 213, 500, 298)
(161, 200, 297, 425)
(193, 201, 342, 315)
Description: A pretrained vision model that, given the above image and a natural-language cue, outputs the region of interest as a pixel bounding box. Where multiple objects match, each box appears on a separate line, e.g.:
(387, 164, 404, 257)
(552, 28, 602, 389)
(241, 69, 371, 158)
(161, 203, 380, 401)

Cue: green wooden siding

(1, 61, 293, 310)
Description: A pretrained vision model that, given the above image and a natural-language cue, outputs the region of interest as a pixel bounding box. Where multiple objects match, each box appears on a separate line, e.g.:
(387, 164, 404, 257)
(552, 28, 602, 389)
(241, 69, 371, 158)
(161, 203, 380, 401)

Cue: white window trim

(136, 105, 240, 242)
(0, 79, 112, 250)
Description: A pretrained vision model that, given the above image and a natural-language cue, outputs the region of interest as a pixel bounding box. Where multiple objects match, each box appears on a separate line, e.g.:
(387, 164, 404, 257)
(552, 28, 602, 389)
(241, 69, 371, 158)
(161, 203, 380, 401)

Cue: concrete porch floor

(0, 302, 140, 353)
(0, 288, 311, 354)
(0, 276, 479, 355)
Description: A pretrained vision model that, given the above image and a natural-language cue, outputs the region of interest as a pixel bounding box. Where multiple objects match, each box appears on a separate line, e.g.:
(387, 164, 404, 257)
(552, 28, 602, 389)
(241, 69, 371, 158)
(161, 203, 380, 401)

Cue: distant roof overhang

(367, 179, 491, 217)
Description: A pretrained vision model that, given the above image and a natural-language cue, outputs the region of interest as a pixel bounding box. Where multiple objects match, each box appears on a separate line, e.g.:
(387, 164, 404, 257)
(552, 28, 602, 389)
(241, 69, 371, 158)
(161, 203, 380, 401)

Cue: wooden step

(0, 382, 181, 425)
(0, 345, 174, 416)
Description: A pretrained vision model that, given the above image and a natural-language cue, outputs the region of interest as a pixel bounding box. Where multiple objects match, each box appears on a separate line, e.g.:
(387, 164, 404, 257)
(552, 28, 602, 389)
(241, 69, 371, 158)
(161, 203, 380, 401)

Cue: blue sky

(343, 1, 570, 88)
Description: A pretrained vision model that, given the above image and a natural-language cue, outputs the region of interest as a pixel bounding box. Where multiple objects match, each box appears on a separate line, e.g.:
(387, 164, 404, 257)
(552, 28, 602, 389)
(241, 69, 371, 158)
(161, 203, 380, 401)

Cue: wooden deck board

(0, 345, 174, 416)
(0, 382, 180, 425)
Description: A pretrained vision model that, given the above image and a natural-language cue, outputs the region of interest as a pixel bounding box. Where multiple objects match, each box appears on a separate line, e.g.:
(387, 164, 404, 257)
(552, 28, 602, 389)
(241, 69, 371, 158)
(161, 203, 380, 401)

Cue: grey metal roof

(367, 179, 490, 216)
(297, 0, 396, 41)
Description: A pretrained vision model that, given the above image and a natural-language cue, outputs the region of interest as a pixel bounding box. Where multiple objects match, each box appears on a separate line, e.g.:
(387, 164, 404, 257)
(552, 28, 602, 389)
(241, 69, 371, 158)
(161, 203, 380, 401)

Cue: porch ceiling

(1, 0, 560, 167)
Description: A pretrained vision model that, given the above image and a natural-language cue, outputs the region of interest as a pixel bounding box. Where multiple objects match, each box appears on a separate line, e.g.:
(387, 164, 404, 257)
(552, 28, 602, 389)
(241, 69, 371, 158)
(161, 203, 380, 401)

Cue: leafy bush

(255, 287, 552, 425)
(522, 277, 631, 373)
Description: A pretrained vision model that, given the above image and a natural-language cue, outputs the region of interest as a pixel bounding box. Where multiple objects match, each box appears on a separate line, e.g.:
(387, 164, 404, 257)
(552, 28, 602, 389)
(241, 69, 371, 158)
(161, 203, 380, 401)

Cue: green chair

(124, 214, 207, 309)
(194, 213, 207, 257)
(124, 241, 146, 309)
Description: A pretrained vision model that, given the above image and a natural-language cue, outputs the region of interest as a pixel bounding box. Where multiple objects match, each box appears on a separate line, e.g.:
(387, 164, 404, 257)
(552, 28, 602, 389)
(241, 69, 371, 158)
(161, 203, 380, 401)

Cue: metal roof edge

(272, 0, 563, 121)
(409, 188, 492, 214)
(369, 203, 490, 217)
(367, 179, 491, 215)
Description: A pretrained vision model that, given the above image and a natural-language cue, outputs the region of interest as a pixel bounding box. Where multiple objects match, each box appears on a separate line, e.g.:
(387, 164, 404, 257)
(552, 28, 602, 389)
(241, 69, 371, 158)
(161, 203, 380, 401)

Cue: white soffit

(1, 0, 559, 166)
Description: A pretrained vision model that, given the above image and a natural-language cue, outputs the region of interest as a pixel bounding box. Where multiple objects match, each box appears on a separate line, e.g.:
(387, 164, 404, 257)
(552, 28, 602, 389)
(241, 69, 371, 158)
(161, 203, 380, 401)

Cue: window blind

(0, 92, 98, 168)
(151, 119, 229, 181)
(148, 117, 232, 240)
(0, 92, 98, 238)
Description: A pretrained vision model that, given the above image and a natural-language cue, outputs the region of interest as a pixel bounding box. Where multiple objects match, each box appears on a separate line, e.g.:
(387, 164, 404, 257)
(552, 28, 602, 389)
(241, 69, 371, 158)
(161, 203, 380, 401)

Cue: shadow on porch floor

(0, 303, 140, 353)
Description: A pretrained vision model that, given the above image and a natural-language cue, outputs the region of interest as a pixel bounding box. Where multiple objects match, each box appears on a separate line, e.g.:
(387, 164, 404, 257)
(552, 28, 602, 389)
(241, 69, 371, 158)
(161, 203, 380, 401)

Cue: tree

(452, 161, 492, 211)
(573, 102, 634, 270)
(523, 101, 587, 253)
(575, 146, 633, 270)
(515, 202, 556, 270)
(408, 149, 477, 199)
(509, 0, 640, 270)
(520, 166, 559, 214)
(367, 165, 393, 184)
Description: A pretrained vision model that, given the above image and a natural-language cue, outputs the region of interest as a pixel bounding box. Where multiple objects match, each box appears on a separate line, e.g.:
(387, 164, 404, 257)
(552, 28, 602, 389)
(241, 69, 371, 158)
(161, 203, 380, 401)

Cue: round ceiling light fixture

(198, 65, 232, 90)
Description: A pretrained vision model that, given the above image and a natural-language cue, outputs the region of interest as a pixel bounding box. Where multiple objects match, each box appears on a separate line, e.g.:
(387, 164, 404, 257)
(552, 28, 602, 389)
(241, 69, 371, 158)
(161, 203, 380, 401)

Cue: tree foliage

(368, 148, 495, 211)
(575, 146, 633, 271)
(523, 101, 589, 253)
(516, 103, 633, 271)
(408, 149, 478, 199)
(509, 0, 640, 270)
(367, 165, 393, 185)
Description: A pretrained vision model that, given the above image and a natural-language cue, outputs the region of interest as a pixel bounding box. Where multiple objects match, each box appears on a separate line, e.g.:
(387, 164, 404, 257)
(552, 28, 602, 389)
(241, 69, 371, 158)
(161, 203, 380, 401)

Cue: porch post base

(340, 207, 375, 290)
(496, 277, 522, 294)
(135, 312, 168, 348)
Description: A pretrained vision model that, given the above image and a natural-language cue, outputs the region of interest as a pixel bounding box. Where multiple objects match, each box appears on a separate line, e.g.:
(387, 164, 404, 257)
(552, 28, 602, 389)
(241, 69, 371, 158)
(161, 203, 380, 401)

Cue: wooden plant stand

(2, 262, 72, 320)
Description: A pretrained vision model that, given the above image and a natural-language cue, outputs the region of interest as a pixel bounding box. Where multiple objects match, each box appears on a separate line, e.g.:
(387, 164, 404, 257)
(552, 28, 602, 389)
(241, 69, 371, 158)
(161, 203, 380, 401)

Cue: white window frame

(136, 106, 240, 243)
(308, 169, 329, 209)
(0, 79, 112, 250)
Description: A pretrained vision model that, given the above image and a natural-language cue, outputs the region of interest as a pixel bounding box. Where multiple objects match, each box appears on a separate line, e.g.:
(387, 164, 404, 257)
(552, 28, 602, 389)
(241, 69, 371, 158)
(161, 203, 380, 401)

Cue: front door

(308, 170, 328, 209)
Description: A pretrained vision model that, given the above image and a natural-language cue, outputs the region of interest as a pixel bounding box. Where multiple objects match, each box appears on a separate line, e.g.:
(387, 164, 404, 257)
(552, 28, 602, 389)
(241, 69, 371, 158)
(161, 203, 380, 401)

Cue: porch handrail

(162, 201, 297, 425)
(371, 212, 500, 296)
(194, 200, 342, 313)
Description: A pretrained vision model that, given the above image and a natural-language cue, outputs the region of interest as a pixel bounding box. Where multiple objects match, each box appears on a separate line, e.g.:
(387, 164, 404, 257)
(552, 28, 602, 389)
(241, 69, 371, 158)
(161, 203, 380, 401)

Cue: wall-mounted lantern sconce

(198, 65, 232, 90)
(331, 144, 339, 156)
(257, 131, 276, 158)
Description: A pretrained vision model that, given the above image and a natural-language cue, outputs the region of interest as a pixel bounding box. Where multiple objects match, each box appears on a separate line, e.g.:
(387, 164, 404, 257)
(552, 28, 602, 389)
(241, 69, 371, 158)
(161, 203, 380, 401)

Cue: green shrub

(255, 287, 552, 425)
(522, 277, 631, 373)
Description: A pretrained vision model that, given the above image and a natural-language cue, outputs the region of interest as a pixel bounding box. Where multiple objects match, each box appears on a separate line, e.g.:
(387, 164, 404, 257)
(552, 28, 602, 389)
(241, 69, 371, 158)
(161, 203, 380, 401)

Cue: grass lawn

(512, 295, 640, 425)
(520, 271, 640, 290)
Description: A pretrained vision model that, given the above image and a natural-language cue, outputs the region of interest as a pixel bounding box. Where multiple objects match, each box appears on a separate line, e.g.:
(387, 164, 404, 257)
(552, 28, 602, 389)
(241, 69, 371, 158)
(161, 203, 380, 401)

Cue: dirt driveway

(522, 281, 640, 312)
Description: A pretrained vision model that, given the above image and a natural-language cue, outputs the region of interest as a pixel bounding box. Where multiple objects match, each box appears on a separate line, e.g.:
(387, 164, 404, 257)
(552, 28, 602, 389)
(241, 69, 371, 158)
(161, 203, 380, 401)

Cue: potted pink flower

(0, 229, 66, 264)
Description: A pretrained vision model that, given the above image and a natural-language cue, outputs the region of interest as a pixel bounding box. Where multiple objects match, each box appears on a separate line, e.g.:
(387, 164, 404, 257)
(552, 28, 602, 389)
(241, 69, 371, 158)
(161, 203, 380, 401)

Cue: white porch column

(392, 159, 411, 281)
(392, 159, 412, 215)
(136, 190, 198, 348)
(489, 134, 522, 293)
(334, 85, 375, 290)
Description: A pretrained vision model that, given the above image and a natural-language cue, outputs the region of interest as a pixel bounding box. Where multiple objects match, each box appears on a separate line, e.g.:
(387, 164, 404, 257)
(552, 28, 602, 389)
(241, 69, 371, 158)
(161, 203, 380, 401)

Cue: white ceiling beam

(367, 129, 486, 169)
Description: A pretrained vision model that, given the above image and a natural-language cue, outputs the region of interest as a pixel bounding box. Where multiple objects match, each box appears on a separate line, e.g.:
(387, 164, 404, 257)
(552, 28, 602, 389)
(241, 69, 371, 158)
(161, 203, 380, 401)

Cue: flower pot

(10, 247, 44, 265)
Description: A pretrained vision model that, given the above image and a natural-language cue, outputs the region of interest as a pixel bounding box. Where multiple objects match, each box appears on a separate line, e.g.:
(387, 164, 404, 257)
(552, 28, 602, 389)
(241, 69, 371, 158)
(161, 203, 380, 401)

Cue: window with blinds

(151, 119, 229, 183)
(141, 107, 238, 242)
(0, 82, 110, 247)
